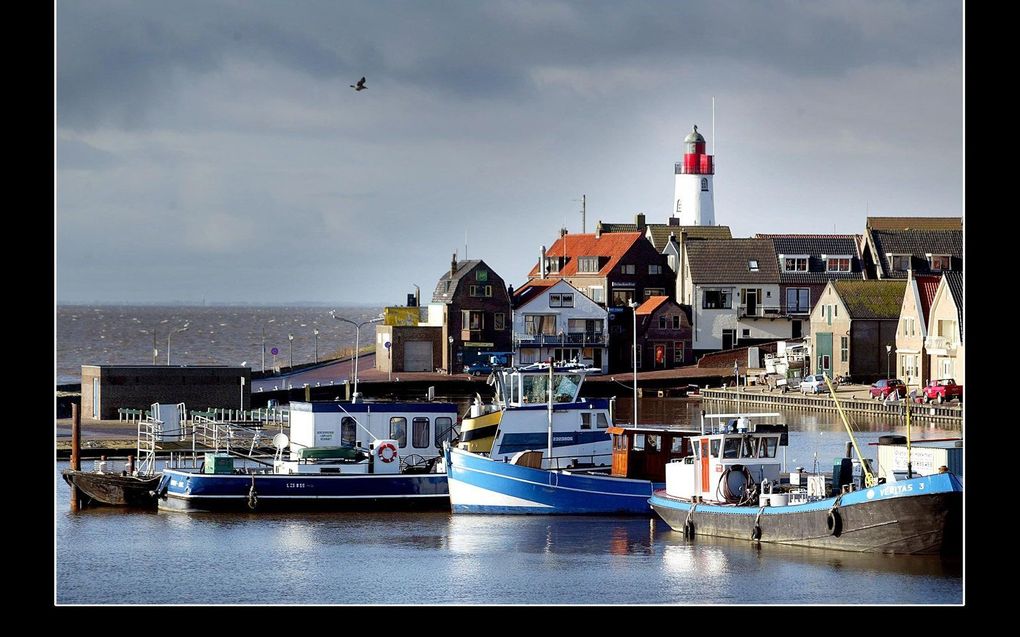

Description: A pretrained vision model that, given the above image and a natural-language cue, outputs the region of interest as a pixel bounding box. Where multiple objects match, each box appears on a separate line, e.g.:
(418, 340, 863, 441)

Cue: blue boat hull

(158, 468, 449, 512)
(447, 447, 656, 515)
(649, 473, 963, 555)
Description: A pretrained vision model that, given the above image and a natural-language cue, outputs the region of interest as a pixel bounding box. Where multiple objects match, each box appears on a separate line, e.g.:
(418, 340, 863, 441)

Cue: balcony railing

(737, 304, 786, 319)
(925, 336, 958, 353)
(515, 333, 607, 347)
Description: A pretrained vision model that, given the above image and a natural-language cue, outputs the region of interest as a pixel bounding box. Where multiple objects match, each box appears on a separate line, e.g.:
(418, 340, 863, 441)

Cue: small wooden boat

(62, 468, 162, 508)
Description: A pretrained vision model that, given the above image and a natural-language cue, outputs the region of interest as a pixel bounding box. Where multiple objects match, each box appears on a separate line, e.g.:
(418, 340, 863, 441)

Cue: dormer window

(782, 255, 809, 272)
(578, 257, 599, 273)
(928, 254, 951, 271)
(890, 255, 911, 271)
(825, 256, 852, 272)
(545, 257, 561, 274)
(748, 259, 759, 272)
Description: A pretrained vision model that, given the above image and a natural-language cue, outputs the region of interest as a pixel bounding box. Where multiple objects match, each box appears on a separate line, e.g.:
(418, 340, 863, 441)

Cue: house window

(659, 316, 667, 329)
(674, 341, 685, 363)
(786, 288, 810, 314)
(826, 257, 851, 272)
(494, 313, 506, 331)
(462, 310, 484, 330)
(612, 290, 634, 306)
(676, 200, 682, 213)
(587, 286, 605, 303)
(649, 264, 663, 275)
(578, 257, 599, 273)
(524, 314, 556, 335)
(549, 293, 573, 307)
(620, 264, 636, 275)
(783, 256, 808, 272)
(434, 417, 455, 447)
(929, 255, 951, 271)
(672, 315, 681, 329)
(890, 255, 911, 271)
(701, 178, 709, 191)
(702, 289, 732, 309)
(644, 288, 665, 298)
(412, 417, 430, 449)
(485, 285, 492, 297)
(748, 260, 759, 272)
(389, 417, 407, 448)
(741, 328, 750, 337)
(546, 257, 560, 274)
(476, 269, 488, 282)
(840, 336, 848, 362)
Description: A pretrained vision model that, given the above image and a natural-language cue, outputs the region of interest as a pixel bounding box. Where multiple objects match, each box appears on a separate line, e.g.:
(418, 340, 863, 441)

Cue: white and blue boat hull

(446, 447, 656, 515)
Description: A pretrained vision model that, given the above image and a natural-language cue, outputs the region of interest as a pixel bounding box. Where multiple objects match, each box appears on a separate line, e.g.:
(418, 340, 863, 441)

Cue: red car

(923, 379, 963, 403)
(869, 379, 906, 399)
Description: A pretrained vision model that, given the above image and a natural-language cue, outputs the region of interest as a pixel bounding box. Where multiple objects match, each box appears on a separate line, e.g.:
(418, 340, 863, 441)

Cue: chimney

(540, 245, 548, 278)
(595, 222, 602, 239)
(451, 253, 458, 277)
(560, 227, 568, 237)
(636, 213, 646, 230)
(668, 216, 680, 227)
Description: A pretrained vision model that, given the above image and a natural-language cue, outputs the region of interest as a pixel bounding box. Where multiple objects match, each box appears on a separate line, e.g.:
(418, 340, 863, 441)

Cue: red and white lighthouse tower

(673, 125, 715, 226)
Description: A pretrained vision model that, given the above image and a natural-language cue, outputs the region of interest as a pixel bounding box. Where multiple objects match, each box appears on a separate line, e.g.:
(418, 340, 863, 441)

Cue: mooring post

(70, 403, 82, 511)
(127, 454, 135, 476)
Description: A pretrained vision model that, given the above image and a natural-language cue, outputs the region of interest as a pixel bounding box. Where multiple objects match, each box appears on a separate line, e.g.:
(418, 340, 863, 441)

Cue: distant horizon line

(55, 301, 391, 308)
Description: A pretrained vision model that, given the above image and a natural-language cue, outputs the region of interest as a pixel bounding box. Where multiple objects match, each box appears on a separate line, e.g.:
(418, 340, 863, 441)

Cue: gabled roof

(915, 274, 941, 324)
(867, 217, 962, 231)
(512, 279, 559, 308)
(432, 259, 483, 303)
(756, 234, 864, 284)
(685, 239, 780, 284)
(527, 232, 643, 278)
(869, 229, 962, 279)
(832, 280, 906, 319)
(943, 271, 964, 337)
(635, 296, 669, 315)
(651, 225, 732, 251)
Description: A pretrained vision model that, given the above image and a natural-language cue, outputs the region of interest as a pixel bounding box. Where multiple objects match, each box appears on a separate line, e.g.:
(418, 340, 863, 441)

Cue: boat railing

(543, 452, 613, 471)
(191, 414, 278, 459)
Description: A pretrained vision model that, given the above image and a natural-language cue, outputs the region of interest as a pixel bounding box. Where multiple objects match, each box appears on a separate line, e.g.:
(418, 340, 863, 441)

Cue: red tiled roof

(635, 296, 669, 315)
(527, 232, 643, 278)
(513, 279, 558, 297)
(915, 275, 941, 323)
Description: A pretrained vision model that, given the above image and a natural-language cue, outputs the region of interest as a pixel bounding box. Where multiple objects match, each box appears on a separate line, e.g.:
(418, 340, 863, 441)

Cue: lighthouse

(673, 125, 715, 226)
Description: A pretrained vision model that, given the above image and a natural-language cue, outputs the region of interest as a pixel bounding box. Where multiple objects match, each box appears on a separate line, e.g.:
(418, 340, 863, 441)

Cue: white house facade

(512, 279, 610, 373)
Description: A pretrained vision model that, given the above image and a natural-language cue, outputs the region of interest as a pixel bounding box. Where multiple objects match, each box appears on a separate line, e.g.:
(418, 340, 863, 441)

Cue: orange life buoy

(377, 442, 398, 463)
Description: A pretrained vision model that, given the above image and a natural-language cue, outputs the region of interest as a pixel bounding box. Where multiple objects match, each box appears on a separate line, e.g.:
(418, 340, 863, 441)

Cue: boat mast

(823, 373, 875, 487)
(547, 361, 554, 467)
(906, 391, 913, 479)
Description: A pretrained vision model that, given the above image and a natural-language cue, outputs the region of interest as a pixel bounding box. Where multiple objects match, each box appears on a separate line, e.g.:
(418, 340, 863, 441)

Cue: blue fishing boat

(158, 400, 458, 512)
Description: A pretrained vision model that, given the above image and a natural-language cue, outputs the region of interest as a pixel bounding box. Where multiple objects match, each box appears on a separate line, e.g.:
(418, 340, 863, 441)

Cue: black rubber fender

(827, 508, 842, 537)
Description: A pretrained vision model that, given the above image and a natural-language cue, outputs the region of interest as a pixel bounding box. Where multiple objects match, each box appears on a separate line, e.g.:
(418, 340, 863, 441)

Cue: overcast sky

(56, 0, 963, 305)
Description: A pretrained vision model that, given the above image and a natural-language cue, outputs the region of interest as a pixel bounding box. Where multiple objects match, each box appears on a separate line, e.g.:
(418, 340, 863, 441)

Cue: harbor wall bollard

(70, 403, 82, 511)
(127, 455, 135, 475)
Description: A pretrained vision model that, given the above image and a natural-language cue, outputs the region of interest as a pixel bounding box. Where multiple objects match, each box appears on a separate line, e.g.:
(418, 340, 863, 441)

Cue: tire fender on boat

(826, 508, 842, 537)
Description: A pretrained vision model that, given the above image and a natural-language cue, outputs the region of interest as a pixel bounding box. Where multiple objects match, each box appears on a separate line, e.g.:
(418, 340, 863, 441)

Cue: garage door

(404, 341, 433, 372)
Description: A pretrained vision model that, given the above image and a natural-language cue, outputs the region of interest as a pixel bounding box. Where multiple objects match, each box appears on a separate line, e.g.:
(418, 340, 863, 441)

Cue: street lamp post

(330, 311, 382, 398)
(261, 326, 266, 373)
(288, 333, 294, 369)
(313, 328, 319, 363)
(628, 300, 639, 425)
(448, 336, 455, 375)
(886, 344, 892, 379)
(167, 324, 189, 365)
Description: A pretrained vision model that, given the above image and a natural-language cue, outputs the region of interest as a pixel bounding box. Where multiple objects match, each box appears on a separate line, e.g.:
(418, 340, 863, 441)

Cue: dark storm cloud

(58, 1, 960, 130)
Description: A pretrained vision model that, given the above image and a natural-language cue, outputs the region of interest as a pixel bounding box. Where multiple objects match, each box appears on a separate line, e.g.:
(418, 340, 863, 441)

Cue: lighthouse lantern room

(673, 125, 715, 226)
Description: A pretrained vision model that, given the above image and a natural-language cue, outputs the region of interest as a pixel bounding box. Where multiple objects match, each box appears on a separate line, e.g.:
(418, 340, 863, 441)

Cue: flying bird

(350, 76, 366, 91)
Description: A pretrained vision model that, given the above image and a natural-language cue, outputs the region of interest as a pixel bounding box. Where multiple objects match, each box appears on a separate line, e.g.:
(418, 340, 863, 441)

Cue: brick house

(859, 217, 962, 280)
(634, 296, 693, 369)
(431, 255, 512, 373)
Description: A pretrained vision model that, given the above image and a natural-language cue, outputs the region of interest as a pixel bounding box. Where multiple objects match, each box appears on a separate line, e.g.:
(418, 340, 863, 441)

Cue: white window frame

(781, 254, 809, 273)
(824, 255, 852, 272)
(587, 286, 605, 303)
(649, 264, 663, 275)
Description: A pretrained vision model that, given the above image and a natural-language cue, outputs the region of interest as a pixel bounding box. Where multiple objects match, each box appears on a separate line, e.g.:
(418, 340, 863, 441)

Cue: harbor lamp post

(448, 336, 455, 375)
(167, 324, 189, 365)
(628, 299, 639, 425)
(313, 328, 319, 363)
(886, 344, 892, 379)
(288, 333, 294, 369)
(330, 311, 382, 397)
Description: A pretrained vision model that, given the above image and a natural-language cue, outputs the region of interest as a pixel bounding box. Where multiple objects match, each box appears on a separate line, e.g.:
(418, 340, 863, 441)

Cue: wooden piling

(70, 403, 82, 511)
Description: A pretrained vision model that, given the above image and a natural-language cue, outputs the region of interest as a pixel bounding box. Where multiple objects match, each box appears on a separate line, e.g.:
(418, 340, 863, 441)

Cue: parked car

(799, 374, 827, 394)
(923, 379, 963, 404)
(464, 362, 494, 376)
(869, 379, 906, 400)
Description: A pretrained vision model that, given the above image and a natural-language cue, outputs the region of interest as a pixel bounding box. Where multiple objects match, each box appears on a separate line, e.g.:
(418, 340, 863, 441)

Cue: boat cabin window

(596, 413, 609, 428)
(740, 436, 757, 458)
(759, 436, 779, 458)
(520, 373, 582, 404)
(646, 434, 661, 452)
(412, 417, 430, 449)
(615, 434, 628, 451)
(633, 433, 646, 451)
(581, 413, 592, 430)
(341, 417, 357, 446)
(723, 438, 740, 459)
(434, 417, 455, 447)
(389, 417, 407, 448)
(670, 437, 689, 455)
(553, 373, 581, 402)
(692, 440, 701, 458)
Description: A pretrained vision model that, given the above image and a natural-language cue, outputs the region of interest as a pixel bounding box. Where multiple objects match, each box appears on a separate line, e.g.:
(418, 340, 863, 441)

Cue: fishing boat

(62, 459, 161, 508)
(447, 362, 700, 514)
(157, 400, 458, 512)
(649, 380, 963, 555)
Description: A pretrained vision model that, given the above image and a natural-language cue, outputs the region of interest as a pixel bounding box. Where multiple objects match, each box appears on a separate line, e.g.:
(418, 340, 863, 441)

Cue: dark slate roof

(685, 239, 780, 284)
(652, 225, 732, 251)
(832, 280, 906, 319)
(753, 235, 864, 284)
(867, 217, 962, 231)
(432, 259, 483, 303)
(943, 271, 964, 338)
(870, 229, 963, 279)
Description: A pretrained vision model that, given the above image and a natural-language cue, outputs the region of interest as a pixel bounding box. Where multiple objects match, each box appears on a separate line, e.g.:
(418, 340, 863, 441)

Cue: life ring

(377, 442, 398, 463)
(827, 509, 842, 537)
